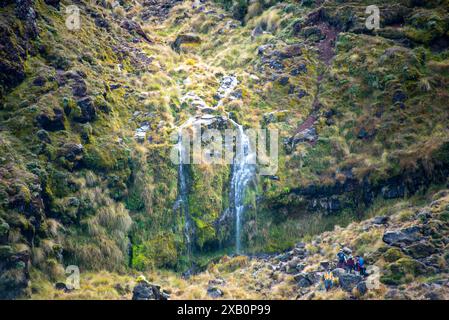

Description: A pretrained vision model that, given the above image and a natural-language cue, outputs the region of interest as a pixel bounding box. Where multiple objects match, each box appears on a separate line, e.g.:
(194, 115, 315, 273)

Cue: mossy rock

(383, 247, 404, 263)
(382, 257, 428, 285)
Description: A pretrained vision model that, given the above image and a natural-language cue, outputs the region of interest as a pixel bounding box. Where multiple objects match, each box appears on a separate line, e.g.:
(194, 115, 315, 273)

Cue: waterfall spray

(228, 119, 256, 254)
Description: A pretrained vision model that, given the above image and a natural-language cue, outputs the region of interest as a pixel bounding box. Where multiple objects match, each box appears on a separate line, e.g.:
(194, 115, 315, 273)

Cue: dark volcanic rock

(141, 0, 182, 21)
(36, 129, 51, 143)
(44, 0, 60, 9)
(404, 241, 437, 259)
(207, 286, 224, 298)
(72, 79, 87, 97)
(132, 281, 169, 300)
(356, 281, 367, 296)
(383, 226, 421, 247)
(338, 273, 363, 292)
(382, 183, 405, 199)
(294, 272, 318, 288)
(373, 216, 389, 225)
(0, 22, 26, 98)
(15, 0, 38, 39)
(120, 20, 152, 43)
(60, 143, 83, 162)
(75, 97, 97, 123)
(393, 90, 407, 104)
(36, 108, 65, 131)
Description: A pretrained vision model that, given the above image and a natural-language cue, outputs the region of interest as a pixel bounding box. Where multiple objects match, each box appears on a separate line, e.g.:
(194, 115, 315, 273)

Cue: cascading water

(228, 119, 256, 254)
(174, 118, 196, 257)
(175, 75, 255, 255)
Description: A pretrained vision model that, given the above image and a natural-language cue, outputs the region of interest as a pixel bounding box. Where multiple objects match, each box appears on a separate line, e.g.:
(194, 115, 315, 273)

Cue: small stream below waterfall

(175, 75, 256, 255)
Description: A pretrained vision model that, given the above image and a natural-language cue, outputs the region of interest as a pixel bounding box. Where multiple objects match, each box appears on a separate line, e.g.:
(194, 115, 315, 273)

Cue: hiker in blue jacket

(355, 255, 367, 276)
(337, 250, 346, 268)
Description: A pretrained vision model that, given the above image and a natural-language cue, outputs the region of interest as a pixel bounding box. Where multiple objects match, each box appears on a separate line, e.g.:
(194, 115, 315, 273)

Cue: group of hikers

(321, 249, 368, 291)
(337, 250, 367, 276)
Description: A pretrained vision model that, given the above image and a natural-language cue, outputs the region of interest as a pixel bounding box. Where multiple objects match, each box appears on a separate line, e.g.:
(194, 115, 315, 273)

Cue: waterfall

(228, 119, 256, 254)
(175, 75, 255, 255)
(174, 118, 196, 257)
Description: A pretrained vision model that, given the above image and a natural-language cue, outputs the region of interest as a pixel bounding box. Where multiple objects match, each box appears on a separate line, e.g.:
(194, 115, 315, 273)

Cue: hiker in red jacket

(345, 255, 355, 273)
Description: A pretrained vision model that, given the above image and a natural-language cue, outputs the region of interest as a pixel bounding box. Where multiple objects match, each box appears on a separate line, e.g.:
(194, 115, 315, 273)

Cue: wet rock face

(132, 281, 169, 300)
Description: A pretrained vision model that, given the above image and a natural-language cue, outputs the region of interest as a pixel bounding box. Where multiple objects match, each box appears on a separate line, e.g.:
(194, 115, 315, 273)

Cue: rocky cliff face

(0, 0, 448, 299)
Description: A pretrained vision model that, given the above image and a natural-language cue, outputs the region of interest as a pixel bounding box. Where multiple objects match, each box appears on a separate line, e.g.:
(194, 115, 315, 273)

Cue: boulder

(268, 59, 284, 70)
(251, 25, 263, 39)
(120, 20, 151, 43)
(32, 76, 46, 87)
(338, 273, 363, 292)
(290, 63, 307, 76)
(383, 226, 421, 246)
(356, 281, 367, 296)
(36, 108, 65, 131)
(278, 76, 289, 86)
(36, 129, 51, 143)
(294, 272, 317, 288)
(320, 261, 330, 270)
(373, 216, 389, 225)
(208, 278, 225, 286)
(257, 44, 273, 56)
(72, 80, 87, 97)
(132, 281, 169, 300)
(207, 286, 224, 298)
(75, 97, 97, 123)
(54, 282, 73, 292)
(60, 143, 83, 162)
(275, 251, 293, 262)
(392, 90, 407, 104)
(278, 44, 302, 59)
(404, 241, 437, 259)
(94, 16, 110, 30)
(331, 268, 346, 277)
(293, 247, 307, 258)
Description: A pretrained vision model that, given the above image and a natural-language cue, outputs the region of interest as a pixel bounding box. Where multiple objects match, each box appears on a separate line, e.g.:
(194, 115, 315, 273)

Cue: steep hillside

(30, 187, 449, 300)
(0, 0, 448, 299)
